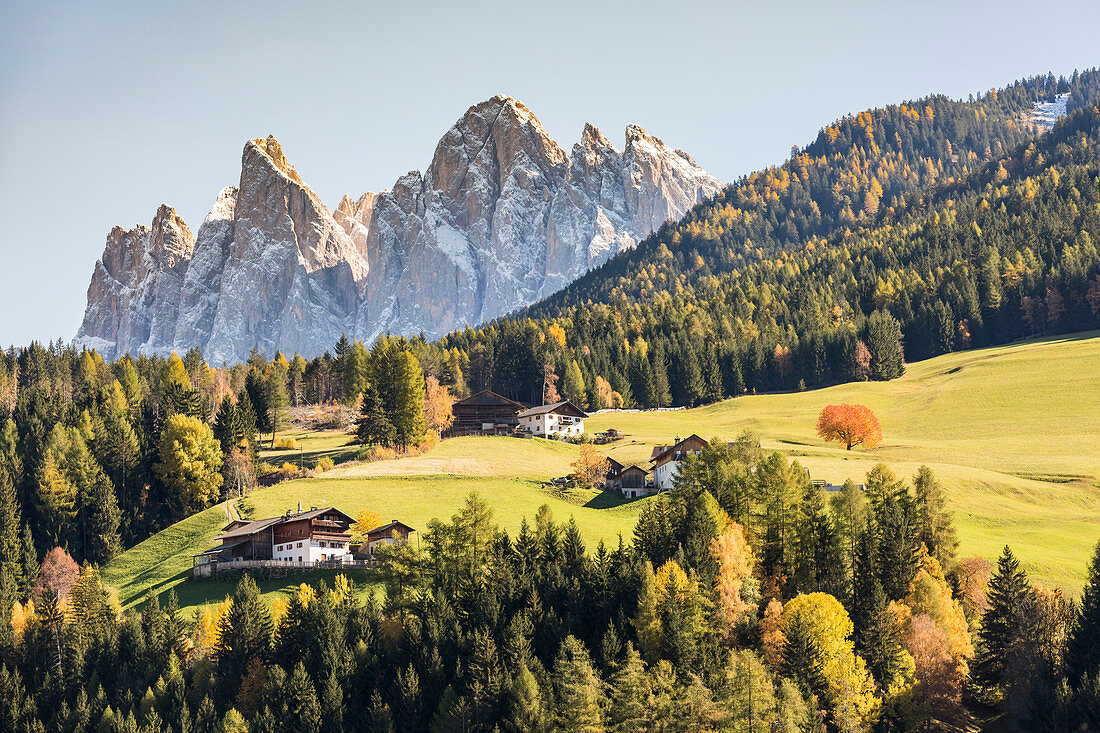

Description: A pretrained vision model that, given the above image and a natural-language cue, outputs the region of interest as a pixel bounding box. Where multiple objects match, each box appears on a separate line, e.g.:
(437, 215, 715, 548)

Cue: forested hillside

(422, 70, 1100, 408)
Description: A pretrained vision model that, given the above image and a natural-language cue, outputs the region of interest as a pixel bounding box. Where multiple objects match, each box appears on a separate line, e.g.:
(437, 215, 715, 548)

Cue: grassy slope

(104, 437, 646, 616)
(103, 332, 1100, 615)
(589, 331, 1100, 591)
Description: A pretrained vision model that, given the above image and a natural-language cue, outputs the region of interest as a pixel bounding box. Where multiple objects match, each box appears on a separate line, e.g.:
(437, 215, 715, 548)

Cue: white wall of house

(272, 538, 350, 563)
(521, 412, 584, 437)
(653, 460, 681, 491)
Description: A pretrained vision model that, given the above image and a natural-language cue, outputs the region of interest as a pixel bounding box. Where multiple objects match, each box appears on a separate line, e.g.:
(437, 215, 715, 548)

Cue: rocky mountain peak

(77, 97, 722, 361)
(148, 204, 194, 269)
(247, 134, 303, 185)
(579, 122, 615, 152)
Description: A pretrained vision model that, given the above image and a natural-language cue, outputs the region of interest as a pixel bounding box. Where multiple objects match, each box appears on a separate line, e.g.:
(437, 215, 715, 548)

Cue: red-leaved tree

(816, 403, 882, 450)
(36, 547, 79, 601)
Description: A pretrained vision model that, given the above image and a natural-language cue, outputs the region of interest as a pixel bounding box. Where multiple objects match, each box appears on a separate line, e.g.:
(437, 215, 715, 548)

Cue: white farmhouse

(650, 435, 709, 491)
(518, 400, 587, 438)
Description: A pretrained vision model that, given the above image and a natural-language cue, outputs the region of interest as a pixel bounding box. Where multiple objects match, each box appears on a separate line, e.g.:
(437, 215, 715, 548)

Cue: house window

(321, 554, 327, 560)
(298, 556, 302, 562)
(297, 542, 303, 548)
(320, 541, 326, 548)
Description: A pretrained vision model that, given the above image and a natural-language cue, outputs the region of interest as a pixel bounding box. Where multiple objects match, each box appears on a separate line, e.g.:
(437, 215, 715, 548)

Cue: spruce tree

(875, 493, 919, 601)
(781, 614, 829, 708)
(215, 575, 274, 698)
(283, 663, 322, 733)
(355, 381, 395, 447)
(973, 545, 1032, 693)
(212, 395, 238, 456)
(1066, 539, 1100, 685)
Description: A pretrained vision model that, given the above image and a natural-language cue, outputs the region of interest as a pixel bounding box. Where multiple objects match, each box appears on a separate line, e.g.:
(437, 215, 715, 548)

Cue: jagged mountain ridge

(75, 95, 721, 362)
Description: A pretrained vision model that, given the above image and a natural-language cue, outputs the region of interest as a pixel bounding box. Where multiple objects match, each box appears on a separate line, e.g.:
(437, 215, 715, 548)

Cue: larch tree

(570, 444, 610, 490)
(551, 635, 604, 733)
(154, 414, 223, 516)
(423, 375, 455, 437)
(816, 404, 882, 451)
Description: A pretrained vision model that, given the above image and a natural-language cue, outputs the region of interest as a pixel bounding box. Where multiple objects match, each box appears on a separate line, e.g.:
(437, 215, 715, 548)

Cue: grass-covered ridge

(103, 331, 1100, 615)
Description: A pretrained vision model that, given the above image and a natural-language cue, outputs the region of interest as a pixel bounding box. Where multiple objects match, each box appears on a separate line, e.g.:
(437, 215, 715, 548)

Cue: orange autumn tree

(816, 403, 882, 451)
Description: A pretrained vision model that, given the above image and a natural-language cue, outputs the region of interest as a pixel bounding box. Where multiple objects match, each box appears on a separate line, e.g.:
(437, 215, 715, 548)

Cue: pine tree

(1066, 539, 1100, 685)
(781, 614, 829, 708)
(973, 546, 1032, 694)
(355, 381, 395, 447)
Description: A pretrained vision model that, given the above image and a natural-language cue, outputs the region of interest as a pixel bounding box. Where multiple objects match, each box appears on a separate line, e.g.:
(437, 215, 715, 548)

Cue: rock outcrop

(75, 97, 721, 361)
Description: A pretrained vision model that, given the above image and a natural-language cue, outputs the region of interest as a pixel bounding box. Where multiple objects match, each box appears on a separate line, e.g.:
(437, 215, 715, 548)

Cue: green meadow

(102, 332, 1100, 616)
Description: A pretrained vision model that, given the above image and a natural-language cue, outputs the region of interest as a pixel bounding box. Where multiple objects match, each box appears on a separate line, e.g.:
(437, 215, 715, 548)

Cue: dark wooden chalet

(450, 390, 525, 435)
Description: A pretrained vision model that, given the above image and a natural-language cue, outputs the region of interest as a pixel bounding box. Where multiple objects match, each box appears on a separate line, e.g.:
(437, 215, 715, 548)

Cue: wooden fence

(193, 557, 376, 578)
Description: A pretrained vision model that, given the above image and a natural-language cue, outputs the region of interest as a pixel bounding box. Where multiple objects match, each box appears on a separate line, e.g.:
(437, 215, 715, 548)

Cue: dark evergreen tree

(973, 546, 1032, 694)
(1067, 539, 1100, 685)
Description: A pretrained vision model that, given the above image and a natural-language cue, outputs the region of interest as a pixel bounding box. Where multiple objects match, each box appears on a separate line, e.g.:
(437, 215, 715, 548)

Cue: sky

(1, 0, 1098, 347)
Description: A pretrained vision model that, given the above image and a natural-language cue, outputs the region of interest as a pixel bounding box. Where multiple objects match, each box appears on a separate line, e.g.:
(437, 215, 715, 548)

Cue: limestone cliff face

(201, 136, 367, 363)
(75, 205, 193, 357)
(76, 98, 721, 359)
(348, 95, 721, 341)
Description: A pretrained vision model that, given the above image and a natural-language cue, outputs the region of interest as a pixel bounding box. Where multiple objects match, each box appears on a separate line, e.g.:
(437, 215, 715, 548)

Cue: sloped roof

(217, 516, 285, 541)
(215, 506, 354, 542)
(518, 400, 588, 419)
(453, 390, 524, 409)
(650, 434, 709, 464)
(366, 520, 415, 538)
(193, 540, 249, 557)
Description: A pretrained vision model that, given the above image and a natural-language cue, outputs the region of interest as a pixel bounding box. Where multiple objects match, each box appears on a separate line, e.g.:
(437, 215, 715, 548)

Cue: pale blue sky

(1, 0, 1097, 346)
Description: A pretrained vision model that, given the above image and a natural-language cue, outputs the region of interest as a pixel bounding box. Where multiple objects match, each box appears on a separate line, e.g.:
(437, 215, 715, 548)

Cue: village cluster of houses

(194, 389, 713, 576)
(604, 434, 708, 498)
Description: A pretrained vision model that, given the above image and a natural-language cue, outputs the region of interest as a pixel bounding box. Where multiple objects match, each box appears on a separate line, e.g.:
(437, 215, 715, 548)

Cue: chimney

(297, 500, 302, 514)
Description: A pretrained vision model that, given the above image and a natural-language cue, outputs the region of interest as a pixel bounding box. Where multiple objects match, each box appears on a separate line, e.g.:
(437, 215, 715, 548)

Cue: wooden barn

(450, 390, 525, 435)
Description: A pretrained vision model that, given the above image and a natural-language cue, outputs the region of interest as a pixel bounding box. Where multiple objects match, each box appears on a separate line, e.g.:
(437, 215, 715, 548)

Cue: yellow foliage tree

(570, 444, 609, 490)
(782, 593, 880, 728)
(711, 522, 757, 639)
(351, 509, 383, 542)
(423, 375, 455, 436)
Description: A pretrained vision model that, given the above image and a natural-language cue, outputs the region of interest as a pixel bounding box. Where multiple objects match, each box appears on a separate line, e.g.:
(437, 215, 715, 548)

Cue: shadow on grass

(583, 491, 635, 509)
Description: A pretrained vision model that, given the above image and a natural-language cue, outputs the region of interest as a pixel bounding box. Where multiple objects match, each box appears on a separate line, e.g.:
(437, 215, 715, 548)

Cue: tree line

(3, 431, 1100, 731)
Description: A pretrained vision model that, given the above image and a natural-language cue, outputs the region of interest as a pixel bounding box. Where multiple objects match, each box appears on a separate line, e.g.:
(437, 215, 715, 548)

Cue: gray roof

(518, 400, 587, 418)
(215, 506, 355, 542)
(193, 540, 248, 557)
